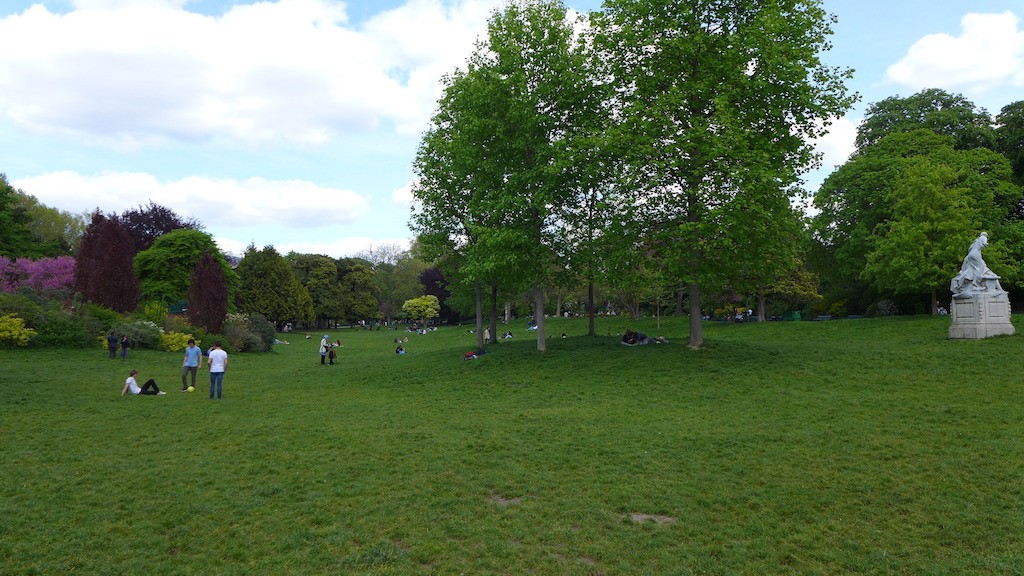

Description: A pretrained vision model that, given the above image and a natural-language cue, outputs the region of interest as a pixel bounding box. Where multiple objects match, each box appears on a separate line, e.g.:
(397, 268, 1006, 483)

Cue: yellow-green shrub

(160, 331, 196, 352)
(0, 314, 37, 347)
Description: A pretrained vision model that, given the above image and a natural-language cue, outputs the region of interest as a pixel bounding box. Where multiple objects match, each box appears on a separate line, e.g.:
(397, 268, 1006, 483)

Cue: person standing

(120, 335, 130, 359)
(181, 338, 203, 391)
(208, 340, 228, 400)
(121, 369, 165, 396)
(106, 332, 118, 359)
(319, 335, 329, 365)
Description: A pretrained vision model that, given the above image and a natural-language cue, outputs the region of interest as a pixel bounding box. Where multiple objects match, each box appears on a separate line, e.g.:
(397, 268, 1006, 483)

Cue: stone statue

(950, 232, 1004, 296)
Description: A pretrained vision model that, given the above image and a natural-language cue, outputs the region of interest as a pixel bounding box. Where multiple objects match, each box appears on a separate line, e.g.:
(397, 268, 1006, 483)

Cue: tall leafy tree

(413, 0, 592, 351)
(187, 252, 229, 334)
(117, 201, 202, 252)
(337, 258, 380, 323)
(994, 101, 1024, 186)
(235, 245, 313, 328)
(12, 190, 86, 256)
(855, 88, 996, 152)
(134, 228, 235, 306)
(593, 0, 855, 346)
(74, 212, 139, 313)
(814, 129, 1022, 312)
(0, 174, 39, 258)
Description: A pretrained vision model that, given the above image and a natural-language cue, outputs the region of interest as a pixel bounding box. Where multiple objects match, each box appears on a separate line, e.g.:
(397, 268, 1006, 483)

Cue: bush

(112, 321, 162, 350)
(79, 302, 123, 333)
(247, 313, 277, 350)
(0, 292, 94, 348)
(220, 313, 276, 353)
(139, 301, 169, 328)
(160, 331, 196, 352)
(0, 313, 37, 347)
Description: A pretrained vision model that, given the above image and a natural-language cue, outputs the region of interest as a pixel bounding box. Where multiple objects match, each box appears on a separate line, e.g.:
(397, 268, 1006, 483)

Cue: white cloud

(886, 11, 1024, 93)
(0, 0, 495, 147)
(812, 116, 859, 172)
(10, 170, 370, 228)
(391, 180, 415, 206)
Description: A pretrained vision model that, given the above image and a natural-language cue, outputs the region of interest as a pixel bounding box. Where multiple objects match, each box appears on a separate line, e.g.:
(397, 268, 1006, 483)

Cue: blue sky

(1, 0, 1022, 258)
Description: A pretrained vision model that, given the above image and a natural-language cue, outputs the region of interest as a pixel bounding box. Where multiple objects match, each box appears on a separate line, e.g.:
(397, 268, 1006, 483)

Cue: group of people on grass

(121, 339, 228, 399)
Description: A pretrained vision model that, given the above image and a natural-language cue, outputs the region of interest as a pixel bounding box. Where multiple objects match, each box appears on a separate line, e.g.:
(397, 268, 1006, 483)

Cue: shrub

(160, 331, 196, 352)
(112, 321, 162, 350)
(0, 313, 36, 347)
(247, 313, 277, 350)
(139, 301, 169, 328)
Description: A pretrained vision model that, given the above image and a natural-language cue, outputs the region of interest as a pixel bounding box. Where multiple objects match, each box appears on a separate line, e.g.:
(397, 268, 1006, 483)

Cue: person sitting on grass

(121, 370, 165, 396)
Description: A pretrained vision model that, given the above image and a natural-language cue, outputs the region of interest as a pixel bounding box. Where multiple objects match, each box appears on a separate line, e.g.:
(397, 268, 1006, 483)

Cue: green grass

(1, 316, 1022, 575)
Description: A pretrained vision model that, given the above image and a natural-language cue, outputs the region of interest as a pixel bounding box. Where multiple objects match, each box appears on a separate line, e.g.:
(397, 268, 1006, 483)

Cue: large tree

(134, 228, 235, 306)
(235, 245, 313, 329)
(994, 100, 1024, 186)
(0, 174, 39, 258)
(814, 129, 1022, 312)
(855, 88, 996, 152)
(593, 0, 855, 346)
(187, 252, 229, 334)
(117, 201, 202, 253)
(413, 0, 592, 352)
(74, 212, 139, 313)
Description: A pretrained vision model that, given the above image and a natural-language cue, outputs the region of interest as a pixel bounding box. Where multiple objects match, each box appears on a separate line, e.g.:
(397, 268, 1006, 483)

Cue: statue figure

(950, 232, 1003, 295)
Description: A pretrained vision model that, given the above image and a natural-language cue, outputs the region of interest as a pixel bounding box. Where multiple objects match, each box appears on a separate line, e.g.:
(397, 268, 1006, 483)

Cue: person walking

(181, 338, 203, 391)
(207, 340, 228, 400)
(120, 335, 130, 359)
(106, 332, 118, 359)
(319, 335, 329, 365)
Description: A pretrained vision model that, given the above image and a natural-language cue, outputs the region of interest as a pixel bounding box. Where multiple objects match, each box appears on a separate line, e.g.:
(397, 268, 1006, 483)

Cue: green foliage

(112, 320, 162, 350)
(402, 295, 441, 323)
(80, 302, 123, 333)
(235, 245, 313, 326)
(0, 313, 36, 347)
(0, 174, 42, 258)
(159, 331, 196, 352)
(222, 313, 275, 353)
(139, 301, 169, 327)
(134, 229, 235, 306)
(856, 88, 996, 152)
(0, 291, 94, 347)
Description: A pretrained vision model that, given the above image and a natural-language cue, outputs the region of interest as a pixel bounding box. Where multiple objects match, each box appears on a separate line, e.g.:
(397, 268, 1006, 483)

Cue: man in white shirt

(208, 340, 229, 400)
(121, 369, 166, 396)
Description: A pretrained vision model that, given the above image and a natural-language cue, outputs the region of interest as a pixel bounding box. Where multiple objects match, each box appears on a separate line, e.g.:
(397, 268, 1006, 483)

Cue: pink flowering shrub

(0, 256, 75, 293)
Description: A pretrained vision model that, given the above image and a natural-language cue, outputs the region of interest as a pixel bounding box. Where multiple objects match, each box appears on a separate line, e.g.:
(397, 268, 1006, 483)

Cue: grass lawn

(1, 315, 1022, 575)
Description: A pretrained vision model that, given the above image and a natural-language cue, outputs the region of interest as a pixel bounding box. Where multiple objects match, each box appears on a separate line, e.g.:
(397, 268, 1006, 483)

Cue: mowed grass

(1, 315, 1022, 575)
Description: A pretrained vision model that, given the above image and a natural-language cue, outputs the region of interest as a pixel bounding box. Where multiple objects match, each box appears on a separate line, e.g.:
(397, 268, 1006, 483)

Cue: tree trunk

(489, 285, 498, 345)
(688, 283, 703, 348)
(587, 281, 596, 337)
(504, 301, 511, 324)
(555, 294, 562, 318)
(931, 289, 938, 315)
(757, 293, 766, 322)
(675, 283, 685, 315)
(475, 280, 484, 349)
(535, 288, 546, 352)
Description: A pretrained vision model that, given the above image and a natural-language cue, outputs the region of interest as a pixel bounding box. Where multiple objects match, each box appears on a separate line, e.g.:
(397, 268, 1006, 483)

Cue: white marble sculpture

(950, 232, 1004, 295)
(948, 232, 1014, 339)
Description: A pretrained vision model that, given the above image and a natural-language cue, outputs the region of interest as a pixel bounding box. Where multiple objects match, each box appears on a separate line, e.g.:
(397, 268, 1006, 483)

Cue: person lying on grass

(121, 369, 166, 396)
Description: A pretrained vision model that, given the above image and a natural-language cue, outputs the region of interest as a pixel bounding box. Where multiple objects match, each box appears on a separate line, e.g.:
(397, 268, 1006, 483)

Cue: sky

(1, 0, 1023, 259)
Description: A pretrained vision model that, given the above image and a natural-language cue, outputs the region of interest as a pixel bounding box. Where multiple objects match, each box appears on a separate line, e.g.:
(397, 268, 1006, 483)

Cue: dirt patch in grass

(624, 513, 677, 525)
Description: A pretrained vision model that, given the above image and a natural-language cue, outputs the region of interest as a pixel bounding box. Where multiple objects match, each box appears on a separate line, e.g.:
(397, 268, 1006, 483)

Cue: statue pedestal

(949, 292, 1015, 339)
